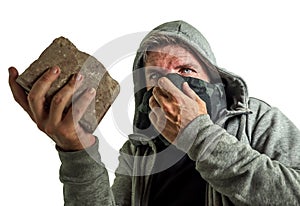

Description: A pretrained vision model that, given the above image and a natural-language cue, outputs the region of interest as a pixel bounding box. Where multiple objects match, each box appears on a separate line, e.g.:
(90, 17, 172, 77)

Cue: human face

(144, 45, 210, 90)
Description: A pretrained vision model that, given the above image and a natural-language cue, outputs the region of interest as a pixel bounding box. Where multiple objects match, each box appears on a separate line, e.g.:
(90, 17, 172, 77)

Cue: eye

(179, 68, 196, 75)
(148, 72, 162, 80)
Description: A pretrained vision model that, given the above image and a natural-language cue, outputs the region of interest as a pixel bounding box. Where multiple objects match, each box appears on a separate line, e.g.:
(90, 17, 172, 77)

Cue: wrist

(57, 134, 96, 152)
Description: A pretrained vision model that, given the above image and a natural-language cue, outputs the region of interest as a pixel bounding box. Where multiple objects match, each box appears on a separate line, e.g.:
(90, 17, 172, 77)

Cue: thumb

(8, 67, 33, 119)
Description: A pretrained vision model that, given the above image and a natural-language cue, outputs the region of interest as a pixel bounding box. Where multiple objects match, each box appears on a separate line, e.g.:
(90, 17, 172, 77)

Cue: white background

(1, 0, 300, 205)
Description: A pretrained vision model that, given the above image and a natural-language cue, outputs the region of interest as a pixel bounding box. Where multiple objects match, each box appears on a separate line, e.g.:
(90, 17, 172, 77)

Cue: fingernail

(76, 74, 83, 81)
(158, 77, 165, 87)
(88, 88, 96, 94)
(50, 66, 59, 74)
(158, 77, 167, 87)
(183, 82, 189, 87)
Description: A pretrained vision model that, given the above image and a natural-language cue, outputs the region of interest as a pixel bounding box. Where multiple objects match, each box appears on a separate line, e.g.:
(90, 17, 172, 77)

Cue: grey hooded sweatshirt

(58, 21, 300, 205)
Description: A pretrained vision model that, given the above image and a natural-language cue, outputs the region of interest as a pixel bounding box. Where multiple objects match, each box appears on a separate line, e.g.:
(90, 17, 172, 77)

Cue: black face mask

(138, 73, 227, 123)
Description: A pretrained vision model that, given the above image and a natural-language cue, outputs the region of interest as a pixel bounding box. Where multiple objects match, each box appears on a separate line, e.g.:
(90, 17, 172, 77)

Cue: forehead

(145, 45, 197, 66)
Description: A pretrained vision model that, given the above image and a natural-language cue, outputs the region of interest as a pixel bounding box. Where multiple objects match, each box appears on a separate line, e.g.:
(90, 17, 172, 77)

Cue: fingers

(49, 73, 84, 124)
(152, 79, 183, 117)
(152, 77, 185, 106)
(8, 67, 33, 118)
(182, 82, 207, 114)
(149, 96, 162, 131)
(28, 66, 60, 121)
(182, 82, 200, 101)
(149, 95, 159, 109)
(149, 94, 178, 128)
(157, 77, 182, 98)
(151, 87, 169, 107)
(152, 78, 178, 107)
(65, 87, 96, 125)
(149, 107, 166, 133)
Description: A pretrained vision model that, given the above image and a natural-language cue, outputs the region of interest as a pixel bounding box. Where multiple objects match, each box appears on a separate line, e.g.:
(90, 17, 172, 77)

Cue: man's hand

(149, 77, 207, 143)
(8, 66, 96, 151)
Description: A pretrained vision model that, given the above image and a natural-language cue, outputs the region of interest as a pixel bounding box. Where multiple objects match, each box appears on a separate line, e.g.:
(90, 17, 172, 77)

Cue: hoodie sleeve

(176, 100, 300, 205)
(57, 138, 115, 205)
(57, 138, 132, 206)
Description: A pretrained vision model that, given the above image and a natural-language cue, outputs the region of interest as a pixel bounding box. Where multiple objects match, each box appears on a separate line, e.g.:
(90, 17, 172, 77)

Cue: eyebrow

(174, 64, 197, 70)
(146, 63, 197, 70)
(145, 67, 163, 74)
(144, 63, 200, 77)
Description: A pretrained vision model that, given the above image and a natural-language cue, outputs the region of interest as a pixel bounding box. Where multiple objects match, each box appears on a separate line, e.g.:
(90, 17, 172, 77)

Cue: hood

(132, 20, 250, 135)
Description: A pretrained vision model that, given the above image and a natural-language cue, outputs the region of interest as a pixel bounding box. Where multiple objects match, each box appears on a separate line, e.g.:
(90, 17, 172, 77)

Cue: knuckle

(162, 105, 168, 112)
(156, 117, 163, 124)
(153, 87, 158, 94)
(66, 74, 81, 90)
(197, 98, 205, 105)
(83, 91, 94, 102)
(27, 92, 37, 102)
(58, 125, 73, 138)
(162, 104, 170, 113)
(149, 96, 154, 104)
(52, 94, 64, 105)
(36, 122, 45, 131)
(149, 111, 155, 121)
(44, 125, 54, 136)
(67, 76, 77, 87)
(73, 107, 83, 116)
(13, 94, 22, 104)
(40, 73, 52, 83)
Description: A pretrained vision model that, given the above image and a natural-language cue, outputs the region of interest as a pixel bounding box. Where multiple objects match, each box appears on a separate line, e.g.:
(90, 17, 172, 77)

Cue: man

(9, 20, 300, 205)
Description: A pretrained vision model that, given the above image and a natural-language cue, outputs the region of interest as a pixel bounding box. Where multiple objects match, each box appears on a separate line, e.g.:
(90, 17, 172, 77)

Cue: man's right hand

(8, 66, 96, 151)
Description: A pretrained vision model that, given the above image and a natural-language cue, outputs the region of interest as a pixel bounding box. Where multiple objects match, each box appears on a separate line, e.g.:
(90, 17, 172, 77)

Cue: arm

(8, 67, 131, 205)
(58, 138, 115, 205)
(111, 141, 134, 205)
(149, 77, 300, 204)
(57, 139, 135, 206)
(176, 106, 300, 205)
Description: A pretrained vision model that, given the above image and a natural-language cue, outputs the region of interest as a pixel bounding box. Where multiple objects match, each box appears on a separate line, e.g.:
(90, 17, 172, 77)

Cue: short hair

(140, 33, 198, 65)
(138, 32, 220, 83)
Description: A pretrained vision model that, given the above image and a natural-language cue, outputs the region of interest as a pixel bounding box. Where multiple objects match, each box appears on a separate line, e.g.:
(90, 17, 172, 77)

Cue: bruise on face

(144, 45, 210, 90)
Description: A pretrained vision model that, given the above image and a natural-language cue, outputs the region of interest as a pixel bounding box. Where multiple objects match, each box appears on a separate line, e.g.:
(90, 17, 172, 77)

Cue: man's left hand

(149, 77, 207, 143)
